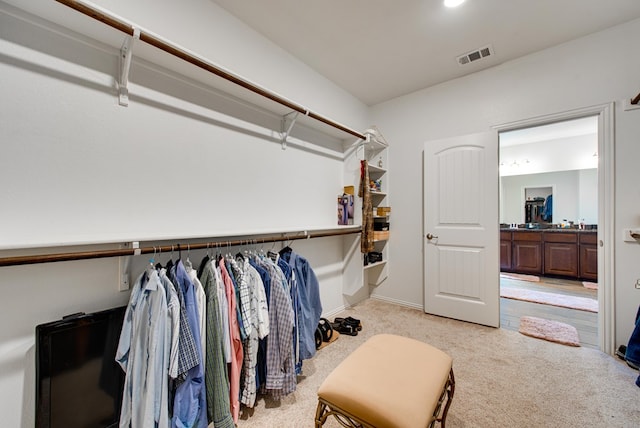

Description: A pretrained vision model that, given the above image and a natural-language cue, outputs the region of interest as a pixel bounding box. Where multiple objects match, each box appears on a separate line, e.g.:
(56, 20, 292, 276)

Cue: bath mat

(519, 316, 580, 347)
(582, 281, 598, 290)
(500, 272, 540, 282)
(500, 286, 598, 313)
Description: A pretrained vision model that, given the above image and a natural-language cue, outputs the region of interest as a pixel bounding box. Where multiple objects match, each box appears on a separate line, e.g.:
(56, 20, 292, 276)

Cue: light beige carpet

(235, 298, 640, 428)
(583, 281, 598, 290)
(501, 285, 598, 313)
(519, 316, 581, 347)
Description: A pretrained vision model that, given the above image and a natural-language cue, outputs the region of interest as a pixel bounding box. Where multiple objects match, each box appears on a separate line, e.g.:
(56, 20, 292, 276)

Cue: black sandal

(318, 318, 334, 342)
(331, 320, 358, 336)
(314, 328, 323, 349)
(334, 316, 362, 331)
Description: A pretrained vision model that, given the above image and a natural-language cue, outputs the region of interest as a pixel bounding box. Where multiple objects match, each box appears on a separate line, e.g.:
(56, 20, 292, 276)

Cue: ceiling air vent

(457, 45, 493, 66)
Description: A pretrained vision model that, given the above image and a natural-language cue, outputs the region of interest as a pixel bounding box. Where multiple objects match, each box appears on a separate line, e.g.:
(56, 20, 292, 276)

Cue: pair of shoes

(330, 320, 358, 336)
(315, 318, 334, 349)
(334, 316, 362, 331)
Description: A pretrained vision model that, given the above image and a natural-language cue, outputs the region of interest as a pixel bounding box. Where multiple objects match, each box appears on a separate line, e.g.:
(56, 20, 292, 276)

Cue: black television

(35, 306, 127, 428)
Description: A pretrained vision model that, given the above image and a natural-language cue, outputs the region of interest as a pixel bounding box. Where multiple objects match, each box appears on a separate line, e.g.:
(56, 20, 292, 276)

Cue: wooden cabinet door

(580, 245, 598, 280)
(500, 240, 512, 271)
(512, 241, 542, 274)
(544, 242, 578, 277)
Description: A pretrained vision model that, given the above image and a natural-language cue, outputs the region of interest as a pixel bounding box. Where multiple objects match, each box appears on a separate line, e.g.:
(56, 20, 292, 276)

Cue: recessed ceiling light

(444, 0, 466, 7)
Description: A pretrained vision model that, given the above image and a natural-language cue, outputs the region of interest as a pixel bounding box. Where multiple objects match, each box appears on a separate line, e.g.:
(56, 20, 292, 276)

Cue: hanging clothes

(218, 258, 244, 423)
(116, 268, 170, 428)
(187, 264, 207, 376)
(279, 247, 322, 365)
(359, 159, 374, 253)
(158, 269, 180, 380)
(116, 242, 323, 425)
(236, 257, 270, 407)
(170, 260, 208, 428)
(259, 257, 296, 398)
(198, 258, 235, 428)
(249, 256, 271, 393)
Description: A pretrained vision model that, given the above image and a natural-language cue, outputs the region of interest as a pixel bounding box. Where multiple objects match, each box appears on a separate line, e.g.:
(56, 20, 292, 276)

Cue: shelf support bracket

(280, 110, 307, 150)
(118, 27, 140, 107)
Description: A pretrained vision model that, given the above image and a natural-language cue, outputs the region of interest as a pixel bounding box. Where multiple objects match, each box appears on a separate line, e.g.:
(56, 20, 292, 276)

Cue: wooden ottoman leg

(315, 400, 328, 427)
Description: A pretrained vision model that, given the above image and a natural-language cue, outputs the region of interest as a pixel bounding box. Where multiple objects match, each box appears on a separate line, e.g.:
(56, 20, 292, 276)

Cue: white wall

(0, 1, 370, 426)
(371, 18, 640, 347)
(578, 169, 599, 224)
(499, 133, 598, 177)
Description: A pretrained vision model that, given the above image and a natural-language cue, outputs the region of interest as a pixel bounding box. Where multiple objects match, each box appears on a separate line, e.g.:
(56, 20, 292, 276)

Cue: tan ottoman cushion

(317, 334, 452, 428)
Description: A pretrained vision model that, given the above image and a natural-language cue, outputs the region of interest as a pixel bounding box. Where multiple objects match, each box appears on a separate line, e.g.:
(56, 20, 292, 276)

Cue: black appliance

(35, 306, 126, 428)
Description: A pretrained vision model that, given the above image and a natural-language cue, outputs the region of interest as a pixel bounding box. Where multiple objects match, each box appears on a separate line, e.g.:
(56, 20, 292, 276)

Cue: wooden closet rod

(55, 0, 366, 140)
(0, 227, 361, 267)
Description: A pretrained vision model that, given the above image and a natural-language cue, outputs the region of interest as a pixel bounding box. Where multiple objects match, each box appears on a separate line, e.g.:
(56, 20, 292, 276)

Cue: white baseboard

(370, 295, 423, 311)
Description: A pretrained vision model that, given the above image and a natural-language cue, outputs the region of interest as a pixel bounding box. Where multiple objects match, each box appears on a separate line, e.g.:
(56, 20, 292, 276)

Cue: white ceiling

(211, 0, 640, 106)
(500, 116, 598, 147)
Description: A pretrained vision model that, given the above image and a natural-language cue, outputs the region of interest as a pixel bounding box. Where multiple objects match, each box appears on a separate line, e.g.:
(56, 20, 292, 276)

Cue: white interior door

(423, 131, 499, 327)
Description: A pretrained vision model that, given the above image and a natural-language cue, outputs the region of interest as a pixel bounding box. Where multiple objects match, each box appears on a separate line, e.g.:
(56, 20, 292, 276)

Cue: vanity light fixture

(444, 0, 466, 7)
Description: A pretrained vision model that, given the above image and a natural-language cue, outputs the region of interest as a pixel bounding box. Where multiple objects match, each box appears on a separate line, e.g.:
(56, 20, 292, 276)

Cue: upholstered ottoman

(316, 334, 454, 428)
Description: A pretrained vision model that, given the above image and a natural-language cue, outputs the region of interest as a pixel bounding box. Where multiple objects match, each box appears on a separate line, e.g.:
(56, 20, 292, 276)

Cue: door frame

(494, 103, 615, 354)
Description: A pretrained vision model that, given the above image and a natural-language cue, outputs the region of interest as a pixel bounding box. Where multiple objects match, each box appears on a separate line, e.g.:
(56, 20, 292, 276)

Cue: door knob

(426, 233, 438, 240)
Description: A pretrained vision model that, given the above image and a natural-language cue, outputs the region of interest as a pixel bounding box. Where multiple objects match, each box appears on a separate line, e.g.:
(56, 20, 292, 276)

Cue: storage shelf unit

(362, 129, 389, 287)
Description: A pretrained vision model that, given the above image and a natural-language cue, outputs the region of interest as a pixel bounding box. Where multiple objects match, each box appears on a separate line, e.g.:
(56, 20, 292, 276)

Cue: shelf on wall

(367, 163, 387, 174)
(364, 260, 387, 270)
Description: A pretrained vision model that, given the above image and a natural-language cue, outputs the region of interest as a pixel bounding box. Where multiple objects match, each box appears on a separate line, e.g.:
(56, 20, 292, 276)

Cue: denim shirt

(171, 261, 208, 428)
(280, 249, 322, 361)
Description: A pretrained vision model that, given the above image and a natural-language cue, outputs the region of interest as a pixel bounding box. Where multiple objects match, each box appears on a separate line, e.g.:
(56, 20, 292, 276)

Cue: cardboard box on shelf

(376, 207, 391, 216)
(373, 231, 389, 241)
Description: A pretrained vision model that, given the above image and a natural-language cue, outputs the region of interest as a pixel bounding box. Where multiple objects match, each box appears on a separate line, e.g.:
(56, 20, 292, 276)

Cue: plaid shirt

(240, 258, 270, 407)
(261, 259, 296, 397)
(169, 266, 200, 379)
(198, 260, 234, 428)
(230, 258, 253, 338)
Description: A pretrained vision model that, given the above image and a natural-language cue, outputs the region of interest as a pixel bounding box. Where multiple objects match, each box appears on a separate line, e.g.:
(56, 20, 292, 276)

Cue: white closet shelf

(367, 164, 387, 174)
(11, 0, 365, 142)
(364, 260, 387, 270)
(0, 225, 362, 267)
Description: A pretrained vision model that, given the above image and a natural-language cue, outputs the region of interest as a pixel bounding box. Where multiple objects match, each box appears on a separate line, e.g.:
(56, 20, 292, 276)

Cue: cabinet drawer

(500, 231, 512, 241)
(543, 232, 577, 243)
(579, 233, 597, 245)
(512, 231, 542, 242)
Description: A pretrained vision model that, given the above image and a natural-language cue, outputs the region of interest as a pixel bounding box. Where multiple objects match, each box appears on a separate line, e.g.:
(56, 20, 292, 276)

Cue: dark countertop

(500, 227, 596, 233)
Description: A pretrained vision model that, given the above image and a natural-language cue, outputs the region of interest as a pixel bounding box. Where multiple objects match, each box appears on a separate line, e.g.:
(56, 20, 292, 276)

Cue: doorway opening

(498, 115, 601, 349)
